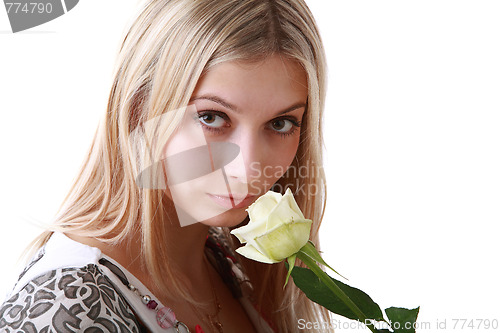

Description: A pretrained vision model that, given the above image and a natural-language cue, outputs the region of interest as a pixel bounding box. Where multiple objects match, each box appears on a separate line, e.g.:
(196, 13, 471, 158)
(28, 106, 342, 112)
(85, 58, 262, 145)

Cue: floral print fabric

(0, 262, 143, 332)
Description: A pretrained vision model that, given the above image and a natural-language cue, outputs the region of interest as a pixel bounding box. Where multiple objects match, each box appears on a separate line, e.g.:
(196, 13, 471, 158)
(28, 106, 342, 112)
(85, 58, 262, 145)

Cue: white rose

(230, 188, 312, 264)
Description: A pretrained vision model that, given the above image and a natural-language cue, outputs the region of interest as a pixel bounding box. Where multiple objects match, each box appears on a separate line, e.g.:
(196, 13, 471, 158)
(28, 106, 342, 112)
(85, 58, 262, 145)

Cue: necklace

(202, 255, 223, 332)
(98, 258, 190, 332)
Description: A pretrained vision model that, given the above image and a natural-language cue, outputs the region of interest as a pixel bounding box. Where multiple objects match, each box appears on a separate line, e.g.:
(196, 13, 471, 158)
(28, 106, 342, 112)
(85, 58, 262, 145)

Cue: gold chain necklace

(202, 255, 223, 333)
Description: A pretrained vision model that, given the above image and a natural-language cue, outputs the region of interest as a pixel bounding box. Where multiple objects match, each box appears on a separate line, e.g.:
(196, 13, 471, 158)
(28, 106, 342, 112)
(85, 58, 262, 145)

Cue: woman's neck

(64, 208, 211, 295)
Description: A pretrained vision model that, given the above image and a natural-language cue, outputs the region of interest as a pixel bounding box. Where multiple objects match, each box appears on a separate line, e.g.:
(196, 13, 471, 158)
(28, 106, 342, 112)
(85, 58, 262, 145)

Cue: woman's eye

(270, 119, 294, 133)
(198, 112, 226, 128)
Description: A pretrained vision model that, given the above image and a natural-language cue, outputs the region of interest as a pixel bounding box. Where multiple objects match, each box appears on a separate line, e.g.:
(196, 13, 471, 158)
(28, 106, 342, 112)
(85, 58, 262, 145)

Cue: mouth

(207, 193, 257, 209)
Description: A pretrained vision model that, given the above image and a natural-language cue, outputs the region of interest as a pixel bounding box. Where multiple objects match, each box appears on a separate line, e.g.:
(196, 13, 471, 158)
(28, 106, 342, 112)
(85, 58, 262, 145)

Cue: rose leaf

(385, 307, 420, 333)
(288, 265, 384, 322)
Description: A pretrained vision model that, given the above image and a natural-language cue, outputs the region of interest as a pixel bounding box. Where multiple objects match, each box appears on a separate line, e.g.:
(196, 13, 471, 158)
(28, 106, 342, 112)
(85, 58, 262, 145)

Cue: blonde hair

(29, 0, 330, 331)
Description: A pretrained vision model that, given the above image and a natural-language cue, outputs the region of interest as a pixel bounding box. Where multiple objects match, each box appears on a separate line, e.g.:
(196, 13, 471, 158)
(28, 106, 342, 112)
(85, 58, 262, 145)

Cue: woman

(0, 0, 329, 332)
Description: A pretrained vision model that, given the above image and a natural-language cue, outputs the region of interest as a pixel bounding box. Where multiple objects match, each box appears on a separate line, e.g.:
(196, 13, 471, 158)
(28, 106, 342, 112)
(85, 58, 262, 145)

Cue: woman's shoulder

(0, 232, 147, 332)
(0, 263, 142, 332)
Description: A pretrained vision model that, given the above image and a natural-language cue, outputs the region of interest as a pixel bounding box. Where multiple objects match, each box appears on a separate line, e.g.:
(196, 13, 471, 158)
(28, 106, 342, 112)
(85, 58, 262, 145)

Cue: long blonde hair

(30, 0, 330, 331)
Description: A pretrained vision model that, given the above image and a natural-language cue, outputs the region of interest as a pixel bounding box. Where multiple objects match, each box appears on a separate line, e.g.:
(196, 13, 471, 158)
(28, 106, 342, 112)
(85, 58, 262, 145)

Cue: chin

(198, 207, 249, 228)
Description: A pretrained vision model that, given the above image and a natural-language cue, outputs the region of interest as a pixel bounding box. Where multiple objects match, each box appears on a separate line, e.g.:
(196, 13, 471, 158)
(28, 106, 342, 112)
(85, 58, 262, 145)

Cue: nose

(222, 128, 264, 185)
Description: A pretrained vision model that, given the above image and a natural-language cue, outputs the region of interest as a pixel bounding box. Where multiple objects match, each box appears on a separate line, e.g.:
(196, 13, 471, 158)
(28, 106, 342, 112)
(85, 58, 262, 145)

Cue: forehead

(191, 56, 308, 114)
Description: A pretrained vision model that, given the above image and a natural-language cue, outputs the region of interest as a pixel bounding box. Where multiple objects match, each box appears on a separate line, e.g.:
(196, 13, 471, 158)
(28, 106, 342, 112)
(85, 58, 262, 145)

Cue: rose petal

(266, 191, 304, 230)
(235, 243, 280, 264)
(246, 191, 282, 222)
(230, 218, 268, 243)
(255, 220, 312, 261)
(283, 188, 305, 219)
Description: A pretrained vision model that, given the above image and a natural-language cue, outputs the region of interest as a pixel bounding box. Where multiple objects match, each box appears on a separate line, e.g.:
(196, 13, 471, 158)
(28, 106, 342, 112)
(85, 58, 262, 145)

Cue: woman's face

(163, 55, 308, 227)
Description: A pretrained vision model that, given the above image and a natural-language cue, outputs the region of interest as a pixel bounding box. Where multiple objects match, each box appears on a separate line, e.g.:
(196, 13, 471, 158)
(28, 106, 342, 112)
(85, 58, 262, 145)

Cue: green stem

(297, 252, 378, 333)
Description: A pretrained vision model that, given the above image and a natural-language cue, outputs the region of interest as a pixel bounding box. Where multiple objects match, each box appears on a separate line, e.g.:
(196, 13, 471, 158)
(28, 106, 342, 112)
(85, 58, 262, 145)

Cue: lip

(207, 193, 257, 209)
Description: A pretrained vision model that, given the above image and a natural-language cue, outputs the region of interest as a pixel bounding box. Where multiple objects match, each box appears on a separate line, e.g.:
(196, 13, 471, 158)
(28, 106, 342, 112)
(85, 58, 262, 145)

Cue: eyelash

(196, 110, 229, 134)
(196, 110, 302, 138)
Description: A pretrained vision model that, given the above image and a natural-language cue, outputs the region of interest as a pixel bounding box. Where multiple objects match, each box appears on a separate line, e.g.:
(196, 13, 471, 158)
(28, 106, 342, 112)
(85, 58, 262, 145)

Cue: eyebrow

(190, 94, 306, 116)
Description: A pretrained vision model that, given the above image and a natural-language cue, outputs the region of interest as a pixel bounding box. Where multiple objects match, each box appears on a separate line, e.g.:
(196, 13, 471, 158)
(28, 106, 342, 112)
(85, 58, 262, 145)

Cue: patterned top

(0, 230, 275, 333)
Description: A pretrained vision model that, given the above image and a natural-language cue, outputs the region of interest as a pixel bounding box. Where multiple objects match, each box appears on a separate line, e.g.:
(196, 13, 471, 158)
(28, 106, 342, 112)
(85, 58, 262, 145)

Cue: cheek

(163, 125, 206, 158)
(261, 135, 301, 184)
(280, 135, 300, 166)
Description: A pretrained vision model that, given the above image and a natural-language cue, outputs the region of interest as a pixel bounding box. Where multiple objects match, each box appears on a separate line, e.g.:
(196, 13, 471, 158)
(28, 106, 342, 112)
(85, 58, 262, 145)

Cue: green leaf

(290, 265, 385, 322)
(284, 254, 297, 288)
(385, 307, 420, 333)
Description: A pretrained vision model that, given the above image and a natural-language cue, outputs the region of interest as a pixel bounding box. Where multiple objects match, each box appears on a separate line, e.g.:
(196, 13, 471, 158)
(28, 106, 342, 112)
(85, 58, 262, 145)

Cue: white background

(1, 1, 499, 332)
